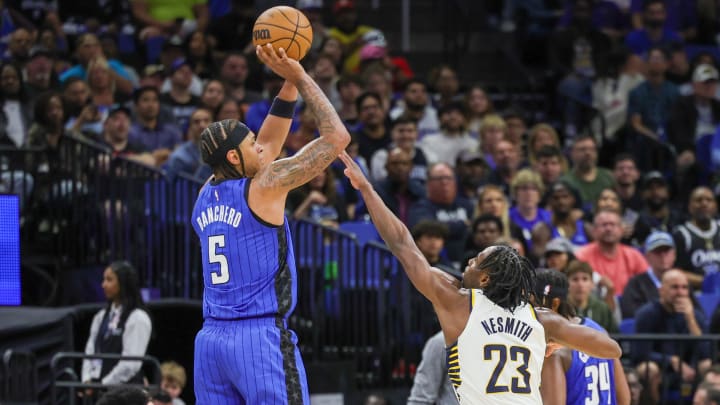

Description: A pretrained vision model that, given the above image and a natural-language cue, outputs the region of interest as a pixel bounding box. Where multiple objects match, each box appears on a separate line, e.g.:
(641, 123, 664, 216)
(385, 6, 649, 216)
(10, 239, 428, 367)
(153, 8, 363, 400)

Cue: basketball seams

(253, 6, 312, 60)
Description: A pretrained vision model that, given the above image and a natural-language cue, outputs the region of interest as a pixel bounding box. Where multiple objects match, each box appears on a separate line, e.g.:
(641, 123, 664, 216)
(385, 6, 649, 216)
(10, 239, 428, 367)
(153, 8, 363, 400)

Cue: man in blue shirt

(625, 0, 682, 56)
(128, 86, 182, 162)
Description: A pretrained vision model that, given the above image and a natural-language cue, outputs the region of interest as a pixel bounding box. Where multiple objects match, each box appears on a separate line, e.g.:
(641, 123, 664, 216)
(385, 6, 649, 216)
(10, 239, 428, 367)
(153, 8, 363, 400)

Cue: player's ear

(551, 297, 561, 312)
(226, 149, 240, 165)
(478, 272, 490, 288)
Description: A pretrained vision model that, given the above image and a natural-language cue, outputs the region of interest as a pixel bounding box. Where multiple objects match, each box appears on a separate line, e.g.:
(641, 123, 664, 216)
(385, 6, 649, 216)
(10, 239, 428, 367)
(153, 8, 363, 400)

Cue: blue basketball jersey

(191, 178, 297, 320)
(566, 318, 618, 405)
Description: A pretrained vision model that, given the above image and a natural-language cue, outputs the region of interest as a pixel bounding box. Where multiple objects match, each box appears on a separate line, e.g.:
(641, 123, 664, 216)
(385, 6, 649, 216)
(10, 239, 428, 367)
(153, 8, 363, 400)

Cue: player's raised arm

(256, 79, 298, 162)
(339, 152, 460, 304)
(253, 44, 350, 193)
(536, 308, 622, 359)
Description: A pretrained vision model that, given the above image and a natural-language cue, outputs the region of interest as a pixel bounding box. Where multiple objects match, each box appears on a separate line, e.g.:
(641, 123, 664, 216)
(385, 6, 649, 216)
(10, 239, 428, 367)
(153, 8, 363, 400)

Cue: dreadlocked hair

(533, 268, 576, 319)
(477, 245, 535, 313)
(200, 120, 245, 178)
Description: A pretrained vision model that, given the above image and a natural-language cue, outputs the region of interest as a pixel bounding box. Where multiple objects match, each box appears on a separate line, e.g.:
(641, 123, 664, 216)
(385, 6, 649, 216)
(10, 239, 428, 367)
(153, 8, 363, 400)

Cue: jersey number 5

(484, 344, 531, 394)
(209, 235, 230, 285)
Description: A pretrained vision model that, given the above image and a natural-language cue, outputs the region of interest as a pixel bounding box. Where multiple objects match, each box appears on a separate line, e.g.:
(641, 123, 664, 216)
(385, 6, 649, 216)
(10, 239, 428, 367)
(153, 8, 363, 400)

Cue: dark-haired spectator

(23, 46, 56, 100)
(635, 171, 684, 243)
(287, 166, 348, 227)
(360, 147, 425, 225)
(62, 77, 105, 136)
(613, 154, 643, 212)
(215, 98, 241, 122)
(624, 0, 682, 56)
(561, 135, 614, 211)
(502, 109, 528, 148)
(673, 186, 720, 289)
(163, 107, 212, 180)
(1, 26, 31, 65)
(207, 0, 253, 53)
(629, 0, 697, 42)
(409, 162, 473, 264)
(81, 261, 152, 387)
(665, 42, 691, 86)
(465, 214, 503, 260)
(411, 220, 457, 275)
(429, 65, 462, 109)
(627, 46, 679, 172)
(0, 62, 32, 147)
(0, 5, 35, 58)
(157, 36, 202, 97)
(59, 33, 133, 95)
(487, 139, 522, 195)
(218, 53, 262, 111)
(361, 66, 393, 112)
(160, 58, 200, 130)
(621, 231, 676, 319)
(389, 79, 440, 137)
(353, 92, 390, 165)
(336, 74, 363, 128)
(419, 102, 477, 166)
(185, 30, 214, 80)
(548, 181, 591, 247)
(199, 79, 225, 113)
(370, 116, 431, 182)
(668, 63, 720, 173)
(533, 145, 567, 188)
(567, 260, 618, 333)
(465, 84, 494, 136)
(128, 86, 182, 165)
(311, 53, 341, 110)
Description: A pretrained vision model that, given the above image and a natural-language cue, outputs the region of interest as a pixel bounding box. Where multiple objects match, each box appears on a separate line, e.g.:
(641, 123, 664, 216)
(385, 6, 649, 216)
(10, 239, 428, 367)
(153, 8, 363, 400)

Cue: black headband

(206, 122, 250, 166)
(535, 283, 567, 301)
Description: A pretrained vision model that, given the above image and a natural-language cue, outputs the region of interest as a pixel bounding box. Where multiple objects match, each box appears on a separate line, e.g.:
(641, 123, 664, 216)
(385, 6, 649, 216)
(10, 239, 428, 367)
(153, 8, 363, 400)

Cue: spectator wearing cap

(409, 162, 474, 265)
(544, 237, 576, 272)
(24, 46, 56, 100)
(389, 79, 440, 139)
(159, 36, 203, 97)
(455, 150, 489, 205)
(634, 171, 685, 244)
(370, 116, 432, 183)
(59, 33, 134, 95)
(548, 181, 591, 247)
(357, 32, 414, 93)
(419, 102, 477, 166)
(612, 153, 643, 212)
(96, 106, 154, 166)
(160, 58, 200, 130)
(621, 232, 677, 319)
(327, 0, 380, 74)
(128, 86, 182, 165)
(627, 46, 679, 172)
(508, 169, 552, 249)
(567, 260, 619, 333)
(673, 186, 720, 289)
(357, 147, 424, 225)
(668, 63, 720, 173)
(163, 107, 213, 180)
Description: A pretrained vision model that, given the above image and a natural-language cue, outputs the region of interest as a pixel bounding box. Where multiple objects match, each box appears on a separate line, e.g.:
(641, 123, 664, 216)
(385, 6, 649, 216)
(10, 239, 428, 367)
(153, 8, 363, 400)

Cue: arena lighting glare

(0, 194, 20, 305)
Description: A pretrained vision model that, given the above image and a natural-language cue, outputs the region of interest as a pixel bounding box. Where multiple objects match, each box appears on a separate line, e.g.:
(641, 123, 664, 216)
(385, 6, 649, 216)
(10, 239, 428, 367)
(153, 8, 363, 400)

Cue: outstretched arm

(256, 81, 298, 162)
(339, 152, 460, 304)
(537, 308, 622, 359)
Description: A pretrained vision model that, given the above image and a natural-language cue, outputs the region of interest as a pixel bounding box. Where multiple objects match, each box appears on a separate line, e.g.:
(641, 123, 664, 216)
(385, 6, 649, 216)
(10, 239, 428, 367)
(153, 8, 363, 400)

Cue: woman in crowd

(465, 84, 494, 136)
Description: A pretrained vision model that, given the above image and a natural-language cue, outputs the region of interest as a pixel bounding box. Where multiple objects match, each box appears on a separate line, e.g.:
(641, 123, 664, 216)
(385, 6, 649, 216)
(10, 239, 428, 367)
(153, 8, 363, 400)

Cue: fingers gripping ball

(253, 6, 313, 61)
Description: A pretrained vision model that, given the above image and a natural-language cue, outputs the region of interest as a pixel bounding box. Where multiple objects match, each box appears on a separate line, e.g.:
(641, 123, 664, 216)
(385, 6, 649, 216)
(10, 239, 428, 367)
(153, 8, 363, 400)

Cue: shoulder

(575, 242, 595, 257)
(93, 308, 108, 322)
(635, 301, 661, 319)
(127, 308, 152, 326)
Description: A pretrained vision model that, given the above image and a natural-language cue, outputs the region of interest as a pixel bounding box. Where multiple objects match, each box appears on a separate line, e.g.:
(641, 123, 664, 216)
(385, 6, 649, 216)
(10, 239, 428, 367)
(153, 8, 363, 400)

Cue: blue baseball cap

(644, 232, 675, 252)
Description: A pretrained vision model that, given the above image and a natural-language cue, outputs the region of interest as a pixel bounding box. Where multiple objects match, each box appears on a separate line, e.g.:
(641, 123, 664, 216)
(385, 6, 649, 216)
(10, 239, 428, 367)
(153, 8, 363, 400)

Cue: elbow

(606, 339, 622, 359)
(337, 130, 351, 149)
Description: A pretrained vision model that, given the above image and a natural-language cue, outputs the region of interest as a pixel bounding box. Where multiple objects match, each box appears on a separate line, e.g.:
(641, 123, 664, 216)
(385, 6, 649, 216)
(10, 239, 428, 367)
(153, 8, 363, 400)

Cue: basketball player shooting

(339, 152, 622, 404)
(190, 44, 350, 404)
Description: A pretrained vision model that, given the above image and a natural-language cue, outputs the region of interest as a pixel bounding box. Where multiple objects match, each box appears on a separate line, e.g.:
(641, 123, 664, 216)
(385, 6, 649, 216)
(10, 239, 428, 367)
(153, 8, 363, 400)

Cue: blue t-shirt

(551, 219, 589, 246)
(192, 177, 298, 320)
(625, 28, 682, 56)
(509, 207, 552, 247)
(566, 318, 618, 405)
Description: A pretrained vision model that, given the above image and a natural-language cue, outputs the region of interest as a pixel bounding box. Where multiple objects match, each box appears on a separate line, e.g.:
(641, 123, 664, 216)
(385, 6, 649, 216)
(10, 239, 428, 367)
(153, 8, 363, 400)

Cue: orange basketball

(253, 6, 313, 61)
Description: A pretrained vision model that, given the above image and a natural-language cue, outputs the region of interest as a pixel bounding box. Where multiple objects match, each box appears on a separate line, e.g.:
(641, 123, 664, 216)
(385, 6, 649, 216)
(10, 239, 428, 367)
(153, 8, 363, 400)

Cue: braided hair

(533, 268, 576, 319)
(477, 245, 535, 313)
(200, 119, 246, 179)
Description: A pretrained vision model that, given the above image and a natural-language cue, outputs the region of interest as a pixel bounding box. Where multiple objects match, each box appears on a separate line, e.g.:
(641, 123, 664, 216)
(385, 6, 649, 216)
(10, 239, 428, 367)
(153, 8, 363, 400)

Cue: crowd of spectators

(8, 0, 720, 403)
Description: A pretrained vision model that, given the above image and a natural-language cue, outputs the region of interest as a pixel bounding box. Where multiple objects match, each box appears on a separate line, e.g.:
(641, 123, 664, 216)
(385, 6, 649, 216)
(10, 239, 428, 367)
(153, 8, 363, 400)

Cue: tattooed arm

(249, 44, 350, 224)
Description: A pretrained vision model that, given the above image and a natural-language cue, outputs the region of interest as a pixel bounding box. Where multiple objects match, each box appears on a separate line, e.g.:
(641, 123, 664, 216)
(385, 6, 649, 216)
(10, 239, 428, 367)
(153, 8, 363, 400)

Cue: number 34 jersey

(566, 318, 617, 405)
(448, 289, 545, 404)
(191, 178, 298, 321)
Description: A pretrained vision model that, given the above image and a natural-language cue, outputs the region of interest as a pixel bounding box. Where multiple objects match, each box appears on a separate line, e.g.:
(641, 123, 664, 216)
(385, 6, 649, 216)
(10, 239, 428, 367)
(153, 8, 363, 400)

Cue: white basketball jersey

(448, 289, 545, 404)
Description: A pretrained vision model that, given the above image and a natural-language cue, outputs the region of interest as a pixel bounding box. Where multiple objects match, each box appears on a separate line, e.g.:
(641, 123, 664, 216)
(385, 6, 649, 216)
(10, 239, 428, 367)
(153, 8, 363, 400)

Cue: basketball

(253, 6, 313, 61)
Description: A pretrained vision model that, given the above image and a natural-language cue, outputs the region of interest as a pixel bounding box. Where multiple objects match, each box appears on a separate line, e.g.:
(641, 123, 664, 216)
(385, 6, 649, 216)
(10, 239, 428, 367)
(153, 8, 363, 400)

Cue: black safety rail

(50, 352, 161, 405)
